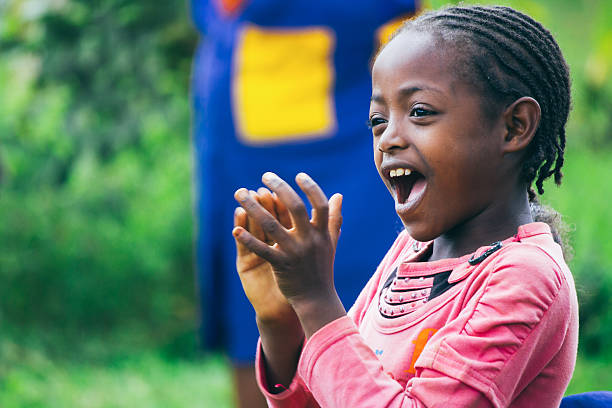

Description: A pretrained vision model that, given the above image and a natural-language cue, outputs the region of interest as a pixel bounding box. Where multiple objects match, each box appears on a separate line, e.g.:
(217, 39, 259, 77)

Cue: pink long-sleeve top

(256, 223, 579, 407)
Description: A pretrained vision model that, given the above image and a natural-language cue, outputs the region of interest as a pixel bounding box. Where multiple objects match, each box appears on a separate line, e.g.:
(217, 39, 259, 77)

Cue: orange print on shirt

(407, 328, 438, 374)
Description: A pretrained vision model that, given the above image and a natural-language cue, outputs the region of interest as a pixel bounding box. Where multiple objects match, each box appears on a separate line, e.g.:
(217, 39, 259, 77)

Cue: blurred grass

(567, 354, 612, 394)
(542, 148, 612, 356)
(0, 344, 233, 408)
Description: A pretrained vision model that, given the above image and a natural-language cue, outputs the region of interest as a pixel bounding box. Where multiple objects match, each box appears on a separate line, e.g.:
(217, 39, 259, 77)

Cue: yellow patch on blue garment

(232, 24, 336, 145)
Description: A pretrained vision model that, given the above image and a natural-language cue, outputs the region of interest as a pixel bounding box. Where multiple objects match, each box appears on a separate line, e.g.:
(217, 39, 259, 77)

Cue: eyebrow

(370, 85, 443, 103)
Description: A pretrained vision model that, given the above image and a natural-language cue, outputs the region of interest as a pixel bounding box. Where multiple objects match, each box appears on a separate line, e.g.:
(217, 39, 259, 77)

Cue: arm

(232, 190, 305, 391)
(233, 177, 345, 406)
(232, 173, 347, 406)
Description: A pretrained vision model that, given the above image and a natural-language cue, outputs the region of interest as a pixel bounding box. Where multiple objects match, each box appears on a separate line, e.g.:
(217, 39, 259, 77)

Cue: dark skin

(232, 30, 542, 390)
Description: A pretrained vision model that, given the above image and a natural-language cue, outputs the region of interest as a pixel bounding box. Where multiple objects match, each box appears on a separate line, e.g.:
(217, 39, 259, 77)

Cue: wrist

(291, 291, 346, 339)
(257, 311, 305, 393)
(256, 307, 301, 332)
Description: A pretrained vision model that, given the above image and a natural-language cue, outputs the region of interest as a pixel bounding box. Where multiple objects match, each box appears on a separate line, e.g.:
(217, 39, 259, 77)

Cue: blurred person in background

(189, 0, 420, 406)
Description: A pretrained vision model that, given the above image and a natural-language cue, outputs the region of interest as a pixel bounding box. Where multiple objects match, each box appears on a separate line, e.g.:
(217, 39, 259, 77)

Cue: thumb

(233, 207, 251, 258)
(328, 193, 343, 249)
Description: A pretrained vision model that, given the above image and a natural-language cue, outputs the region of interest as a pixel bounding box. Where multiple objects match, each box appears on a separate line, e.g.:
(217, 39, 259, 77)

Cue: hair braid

(462, 7, 569, 122)
(432, 10, 565, 194)
(490, 8, 568, 194)
(429, 16, 558, 189)
(493, 6, 571, 96)
(490, 7, 571, 177)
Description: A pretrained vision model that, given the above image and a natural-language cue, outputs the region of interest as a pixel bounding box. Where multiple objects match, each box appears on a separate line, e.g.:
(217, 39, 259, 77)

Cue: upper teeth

(390, 168, 412, 178)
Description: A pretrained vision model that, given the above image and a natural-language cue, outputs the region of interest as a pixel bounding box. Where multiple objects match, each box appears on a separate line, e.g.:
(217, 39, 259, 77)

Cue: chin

(399, 217, 442, 242)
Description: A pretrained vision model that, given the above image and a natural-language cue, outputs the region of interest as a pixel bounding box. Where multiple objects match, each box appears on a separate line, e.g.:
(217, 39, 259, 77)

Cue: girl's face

(370, 30, 509, 242)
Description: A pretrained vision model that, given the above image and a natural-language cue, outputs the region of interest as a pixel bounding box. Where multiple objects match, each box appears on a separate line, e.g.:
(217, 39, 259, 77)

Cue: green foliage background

(0, 0, 611, 405)
(1, 0, 198, 358)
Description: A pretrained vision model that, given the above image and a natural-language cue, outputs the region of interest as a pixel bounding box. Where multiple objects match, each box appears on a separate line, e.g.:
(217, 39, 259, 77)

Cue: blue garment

(561, 392, 612, 407)
(191, 0, 418, 362)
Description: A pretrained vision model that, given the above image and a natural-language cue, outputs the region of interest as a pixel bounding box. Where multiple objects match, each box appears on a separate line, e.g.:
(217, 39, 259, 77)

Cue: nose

(376, 120, 409, 153)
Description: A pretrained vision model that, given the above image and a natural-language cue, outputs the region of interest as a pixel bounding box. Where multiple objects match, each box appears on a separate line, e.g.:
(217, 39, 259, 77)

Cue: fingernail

(235, 188, 248, 200)
(262, 172, 273, 181)
(296, 172, 308, 182)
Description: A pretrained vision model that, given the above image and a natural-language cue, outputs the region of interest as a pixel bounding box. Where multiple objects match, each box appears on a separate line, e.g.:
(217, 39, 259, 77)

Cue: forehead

(371, 31, 461, 97)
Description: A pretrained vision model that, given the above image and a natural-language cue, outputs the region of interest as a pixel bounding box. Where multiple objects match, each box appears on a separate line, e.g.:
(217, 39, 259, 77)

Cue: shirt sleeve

(255, 338, 321, 408)
(295, 244, 574, 408)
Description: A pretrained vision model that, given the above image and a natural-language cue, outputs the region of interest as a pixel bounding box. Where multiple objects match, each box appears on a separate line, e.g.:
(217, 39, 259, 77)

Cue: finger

(256, 187, 277, 219)
(255, 188, 278, 244)
(295, 173, 329, 232)
(234, 206, 247, 229)
(261, 172, 310, 232)
(234, 188, 291, 244)
(233, 207, 251, 258)
(232, 226, 284, 265)
(246, 190, 267, 241)
(273, 192, 293, 229)
(328, 193, 343, 249)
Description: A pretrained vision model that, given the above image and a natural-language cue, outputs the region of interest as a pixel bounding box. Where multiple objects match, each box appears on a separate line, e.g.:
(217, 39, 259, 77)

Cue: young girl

(232, 5, 578, 407)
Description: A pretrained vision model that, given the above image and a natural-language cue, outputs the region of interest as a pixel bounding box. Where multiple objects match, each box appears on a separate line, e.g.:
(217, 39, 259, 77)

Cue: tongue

(408, 177, 427, 202)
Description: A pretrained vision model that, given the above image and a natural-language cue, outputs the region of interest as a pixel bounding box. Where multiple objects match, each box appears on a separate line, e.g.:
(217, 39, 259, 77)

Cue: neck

(428, 187, 533, 262)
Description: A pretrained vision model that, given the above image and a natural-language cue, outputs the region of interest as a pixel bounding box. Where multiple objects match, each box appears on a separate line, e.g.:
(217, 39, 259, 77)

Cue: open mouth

(388, 168, 425, 204)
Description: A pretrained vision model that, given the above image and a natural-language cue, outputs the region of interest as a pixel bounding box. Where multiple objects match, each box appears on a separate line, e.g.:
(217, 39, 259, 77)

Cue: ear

(501, 96, 541, 154)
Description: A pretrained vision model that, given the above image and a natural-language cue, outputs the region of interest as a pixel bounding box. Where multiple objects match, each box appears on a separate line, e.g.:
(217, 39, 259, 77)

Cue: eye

(410, 106, 436, 117)
(367, 116, 387, 129)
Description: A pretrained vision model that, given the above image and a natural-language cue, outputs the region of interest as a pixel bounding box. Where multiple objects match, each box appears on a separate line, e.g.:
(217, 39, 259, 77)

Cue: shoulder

(489, 222, 571, 288)
(464, 239, 575, 335)
(487, 239, 569, 300)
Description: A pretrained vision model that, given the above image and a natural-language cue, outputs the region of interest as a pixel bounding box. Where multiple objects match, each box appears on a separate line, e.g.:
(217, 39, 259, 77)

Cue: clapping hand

(233, 185, 295, 324)
(233, 172, 345, 337)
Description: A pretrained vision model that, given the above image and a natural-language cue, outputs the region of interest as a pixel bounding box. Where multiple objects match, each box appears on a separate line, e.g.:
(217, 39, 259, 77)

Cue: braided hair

(386, 5, 572, 255)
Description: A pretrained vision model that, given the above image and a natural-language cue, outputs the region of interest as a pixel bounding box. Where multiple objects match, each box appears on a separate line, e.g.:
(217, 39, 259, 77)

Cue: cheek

(430, 144, 498, 211)
(373, 146, 394, 194)
(427, 145, 479, 199)
(373, 140, 382, 170)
